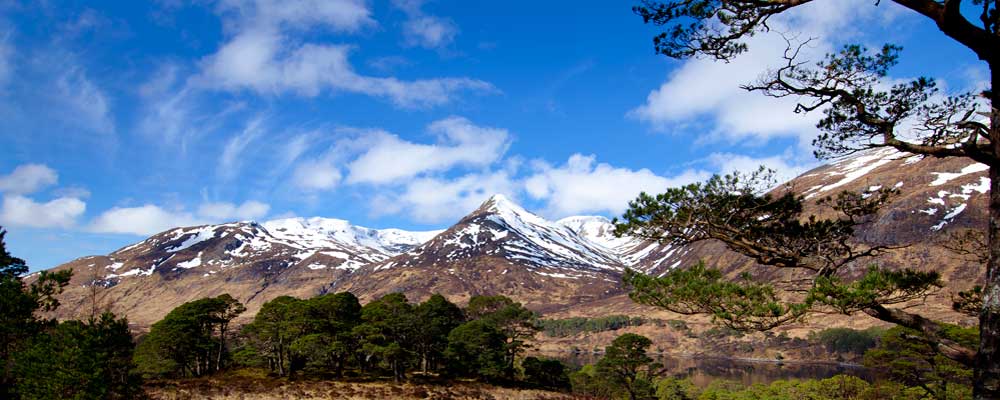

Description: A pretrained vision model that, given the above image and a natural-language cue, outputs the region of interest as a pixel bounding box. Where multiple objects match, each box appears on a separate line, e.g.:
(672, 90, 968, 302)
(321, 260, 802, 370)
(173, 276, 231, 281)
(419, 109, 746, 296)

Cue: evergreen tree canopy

(864, 324, 977, 399)
(466, 295, 539, 377)
(413, 294, 464, 374)
(596, 334, 661, 400)
(135, 294, 245, 378)
(14, 313, 142, 400)
(631, 1, 1000, 396)
(0, 227, 72, 398)
(444, 320, 508, 381)
(357, 293, 417, 382)
(617, 169, 971, 365)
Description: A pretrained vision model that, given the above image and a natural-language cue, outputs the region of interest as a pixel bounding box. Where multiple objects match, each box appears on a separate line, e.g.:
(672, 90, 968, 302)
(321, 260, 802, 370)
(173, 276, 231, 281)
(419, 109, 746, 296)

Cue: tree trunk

(217, 323, 227, 373)
(975, 92, 1000, 398)
(277, 339, 285, 376)
(421, 350, 428, 375)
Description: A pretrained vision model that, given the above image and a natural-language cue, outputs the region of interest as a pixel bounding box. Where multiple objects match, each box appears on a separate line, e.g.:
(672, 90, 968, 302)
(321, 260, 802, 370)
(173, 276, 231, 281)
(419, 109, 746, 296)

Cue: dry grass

(144, 372, 586, 400)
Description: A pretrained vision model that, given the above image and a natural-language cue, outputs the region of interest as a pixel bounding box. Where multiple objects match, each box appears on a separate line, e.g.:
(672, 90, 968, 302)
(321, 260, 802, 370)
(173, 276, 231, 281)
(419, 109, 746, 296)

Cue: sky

(0, 0, 988, 270)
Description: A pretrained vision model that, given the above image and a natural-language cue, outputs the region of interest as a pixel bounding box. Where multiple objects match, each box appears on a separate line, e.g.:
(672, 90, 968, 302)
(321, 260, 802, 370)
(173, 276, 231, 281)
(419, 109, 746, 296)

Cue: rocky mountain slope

(336, 195, 627, 311)
(39, 148, 988, 327)
(42, 218, 442, 326)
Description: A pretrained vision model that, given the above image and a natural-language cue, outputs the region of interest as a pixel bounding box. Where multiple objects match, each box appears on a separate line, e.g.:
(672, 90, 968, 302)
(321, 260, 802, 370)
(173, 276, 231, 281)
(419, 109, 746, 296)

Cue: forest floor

(143, 372, 583, 400)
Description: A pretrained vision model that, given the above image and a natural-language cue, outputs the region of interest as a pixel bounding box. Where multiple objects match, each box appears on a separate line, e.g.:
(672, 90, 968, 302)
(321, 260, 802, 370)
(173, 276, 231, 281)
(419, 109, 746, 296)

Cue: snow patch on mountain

(262, 217, 441, 258)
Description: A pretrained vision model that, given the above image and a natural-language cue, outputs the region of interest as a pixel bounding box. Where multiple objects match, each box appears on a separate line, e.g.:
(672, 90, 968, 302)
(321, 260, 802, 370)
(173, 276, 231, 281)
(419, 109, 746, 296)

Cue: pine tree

(630, 2, 1000, 396)
(14, 313, 142, 400)
(0, 227, 71, 398)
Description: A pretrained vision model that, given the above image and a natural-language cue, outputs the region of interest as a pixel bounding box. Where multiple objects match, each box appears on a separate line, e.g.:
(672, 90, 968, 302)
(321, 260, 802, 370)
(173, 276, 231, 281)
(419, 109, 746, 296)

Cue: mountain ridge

(37, 149, 988, 328)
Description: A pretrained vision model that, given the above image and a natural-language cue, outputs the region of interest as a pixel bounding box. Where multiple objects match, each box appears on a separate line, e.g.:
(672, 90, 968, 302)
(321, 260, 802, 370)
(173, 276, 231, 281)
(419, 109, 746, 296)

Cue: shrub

(809, 327, 882, 355)
(521, 356, 570, 390)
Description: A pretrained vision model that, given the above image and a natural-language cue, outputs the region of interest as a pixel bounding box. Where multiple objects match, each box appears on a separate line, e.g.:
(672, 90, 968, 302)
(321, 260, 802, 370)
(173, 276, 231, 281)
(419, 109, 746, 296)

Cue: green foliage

(596, 333, 661, 400)
(614, 168, 893, 276)
(695, 375, 879, 400)
(356, 293, 416, 382)
(538, 315, 648, 337)
(135, 294, 246, 378)
(570, 364, 617, 399)
(631, 1, 999, 394)
(0, 227, 73, 399)
(864, 325, 975, 399)
(566, 333, 663, 400)
(242, 293, 363, 377)
(521, 356, 570, 390)
(157, 292, 536, 385)
(466, 295, 539, 377)
(666, 319, 688, 331)
(444, 320, 508, 381)
(649, 374, 967, 400)
(809, 327, 883, 355)
(702, 325, 743, 339)
(809, 266, 942, 314)
(623, 263, 808, 331)
(413, 294, 464, 373)
(13, 313, 142, 400)
(293, 292, 362, 376)
(655, 376, 699, 400)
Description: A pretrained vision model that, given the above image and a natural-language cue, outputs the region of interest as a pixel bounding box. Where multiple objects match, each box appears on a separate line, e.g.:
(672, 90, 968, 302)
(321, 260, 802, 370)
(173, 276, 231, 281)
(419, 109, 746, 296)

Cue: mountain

(548, 148, 987, 325)
(335, 195, 626, 311)
(42, 219, 442, 326)
(554, 215, 691, 274)
(38, 148, 988, 327)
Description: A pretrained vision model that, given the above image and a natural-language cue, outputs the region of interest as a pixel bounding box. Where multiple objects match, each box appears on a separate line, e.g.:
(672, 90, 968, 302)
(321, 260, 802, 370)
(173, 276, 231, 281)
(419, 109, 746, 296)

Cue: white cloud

(0, 195, 86, 228)
(90, 199, 273, 235)
(706, 152, 816, 184)
(293, 158, 343, 191)
(197, 200, 270, 221)
(53, 186, 91, 199)
(0, 164, 58, 195)
(383, 171, 518, 223)
(218, 116, 266, 180)
(90, 205, 208, 236)
(402, 15, 457, 49)
(346, 117, 510, 184)
(55, 67, 115, 135)
(525, 154, 710, 217)
(629, 32, 822, 143)
(629, 0, 884, 146)
(197, 0, 488, 108)
(216, 0, 375, 34)
(392, 0, 458, 50)
(198, 31, 493, 107)
(137, 64, 199, 145)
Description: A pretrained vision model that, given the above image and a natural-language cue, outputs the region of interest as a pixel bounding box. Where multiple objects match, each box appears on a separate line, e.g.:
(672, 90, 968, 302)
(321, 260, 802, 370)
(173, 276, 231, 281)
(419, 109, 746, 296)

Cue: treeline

(134, 291, 572, 387)
(0, 228, 142, 399)
(538, 315, 652, 337)
(572, 328, 976, 400)
(0, 226, 572, 399)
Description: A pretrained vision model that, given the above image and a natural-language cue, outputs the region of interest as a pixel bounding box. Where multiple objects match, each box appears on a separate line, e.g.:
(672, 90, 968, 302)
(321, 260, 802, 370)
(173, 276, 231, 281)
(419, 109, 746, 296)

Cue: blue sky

(0, 0, 987, 270)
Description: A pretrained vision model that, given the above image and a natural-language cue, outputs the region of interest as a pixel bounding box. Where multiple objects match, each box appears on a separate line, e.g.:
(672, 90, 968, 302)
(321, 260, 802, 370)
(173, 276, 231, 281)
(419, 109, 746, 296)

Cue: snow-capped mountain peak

(262, 217, 442, 256)
(373, 195, 625, 277)
(556, 215, 635, 251)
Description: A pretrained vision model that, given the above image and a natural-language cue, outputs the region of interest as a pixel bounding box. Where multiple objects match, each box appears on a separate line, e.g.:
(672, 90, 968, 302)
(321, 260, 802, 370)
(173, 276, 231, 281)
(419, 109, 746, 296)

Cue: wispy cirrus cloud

(194, 0, 492, 108)
(391, 0, 458, 50)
